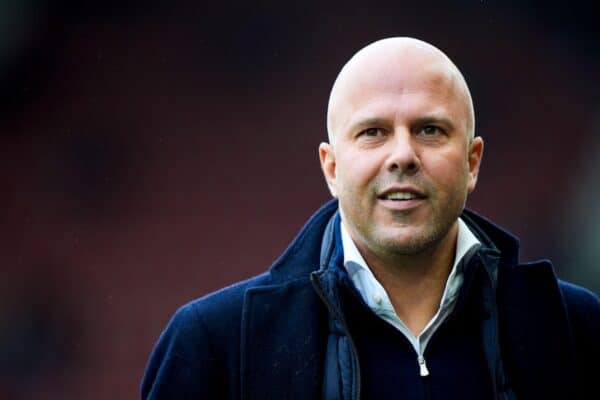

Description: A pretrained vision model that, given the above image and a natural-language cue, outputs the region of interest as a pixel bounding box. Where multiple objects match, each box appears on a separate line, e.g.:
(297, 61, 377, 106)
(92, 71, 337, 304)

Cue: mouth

(378, 189, 426, 201)
(377, 188, 427, 211)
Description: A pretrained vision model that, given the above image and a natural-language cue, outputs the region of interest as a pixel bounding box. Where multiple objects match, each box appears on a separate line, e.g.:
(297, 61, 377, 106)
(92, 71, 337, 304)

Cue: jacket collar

(268, 200, 522, 283)
(268, 199, 339, 283)
(244, 201, 575, 398)
(461, 208, 520, 267)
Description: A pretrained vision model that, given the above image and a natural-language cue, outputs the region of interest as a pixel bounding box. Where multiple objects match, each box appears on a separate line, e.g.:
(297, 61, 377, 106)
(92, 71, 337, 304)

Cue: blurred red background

(2, 1, 599, 398)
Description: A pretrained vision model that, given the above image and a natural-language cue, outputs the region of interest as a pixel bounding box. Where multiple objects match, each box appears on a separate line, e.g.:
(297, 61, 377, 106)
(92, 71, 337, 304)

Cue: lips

(378, 187, 426, 201)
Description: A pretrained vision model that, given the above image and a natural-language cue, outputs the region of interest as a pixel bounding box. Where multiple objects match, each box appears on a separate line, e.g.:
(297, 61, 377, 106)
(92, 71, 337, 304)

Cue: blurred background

(1, 0, 599, 398)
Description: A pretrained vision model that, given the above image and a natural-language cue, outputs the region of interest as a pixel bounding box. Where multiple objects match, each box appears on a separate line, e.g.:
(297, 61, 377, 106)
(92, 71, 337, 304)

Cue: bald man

(141, 38, 599, 400)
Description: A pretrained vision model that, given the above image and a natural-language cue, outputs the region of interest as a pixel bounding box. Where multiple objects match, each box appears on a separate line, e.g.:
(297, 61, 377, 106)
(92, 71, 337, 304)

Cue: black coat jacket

(141, 200, 600, 399)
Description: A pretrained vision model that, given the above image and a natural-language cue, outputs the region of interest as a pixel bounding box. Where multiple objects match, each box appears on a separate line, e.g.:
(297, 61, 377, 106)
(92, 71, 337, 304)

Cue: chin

(374, 228, 437, 255)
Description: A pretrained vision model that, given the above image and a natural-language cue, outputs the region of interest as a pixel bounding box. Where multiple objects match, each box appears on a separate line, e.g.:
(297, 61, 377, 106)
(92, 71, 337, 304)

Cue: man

(141, 37, 599, 399)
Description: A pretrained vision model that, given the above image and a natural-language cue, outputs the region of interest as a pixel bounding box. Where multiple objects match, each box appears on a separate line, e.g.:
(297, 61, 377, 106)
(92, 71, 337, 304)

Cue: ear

(466, 136, 484, 193)
(319, 142, 338, 197)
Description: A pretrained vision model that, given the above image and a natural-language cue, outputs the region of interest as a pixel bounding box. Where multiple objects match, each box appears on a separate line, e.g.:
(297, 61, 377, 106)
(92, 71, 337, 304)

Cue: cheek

(336, 150, 382, 190)
(426, 152, 470, 192)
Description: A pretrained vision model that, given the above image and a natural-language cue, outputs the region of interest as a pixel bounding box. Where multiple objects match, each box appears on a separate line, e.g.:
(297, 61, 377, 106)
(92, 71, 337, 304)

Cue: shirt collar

(340, 217, 481, 311)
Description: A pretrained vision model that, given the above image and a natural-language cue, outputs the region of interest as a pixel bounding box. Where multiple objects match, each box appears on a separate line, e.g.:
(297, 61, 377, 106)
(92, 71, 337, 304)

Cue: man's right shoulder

(141, 272, 276, 399)
(174, 271, 273, 325)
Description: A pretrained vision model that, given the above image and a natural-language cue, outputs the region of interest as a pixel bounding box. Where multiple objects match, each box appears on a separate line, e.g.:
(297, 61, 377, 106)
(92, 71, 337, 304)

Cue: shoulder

(557, 280, 600, 393)
(558, 279, 600, 330)
(172, 271, 273, 336)
(141, 272, 273, 399)
(558, 279, 600, 309)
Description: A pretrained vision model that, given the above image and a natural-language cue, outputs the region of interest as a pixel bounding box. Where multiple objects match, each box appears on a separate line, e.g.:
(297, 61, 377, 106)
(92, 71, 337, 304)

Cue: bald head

(326, 37, 475, 144)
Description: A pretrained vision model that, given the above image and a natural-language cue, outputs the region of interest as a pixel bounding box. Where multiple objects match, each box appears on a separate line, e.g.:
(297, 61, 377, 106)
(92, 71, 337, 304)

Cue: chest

(343, 277, 495, 400)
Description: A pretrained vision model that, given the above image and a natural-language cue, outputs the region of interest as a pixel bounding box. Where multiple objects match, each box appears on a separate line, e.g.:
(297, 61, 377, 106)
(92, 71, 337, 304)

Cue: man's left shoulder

(557, 279, 600, 324)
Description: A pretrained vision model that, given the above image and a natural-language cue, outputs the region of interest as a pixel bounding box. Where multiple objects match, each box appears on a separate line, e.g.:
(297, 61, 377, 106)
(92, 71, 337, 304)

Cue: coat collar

(461, 208, 520, 267)
(268, 200, 523, 283)
(461, 211, 577, 397)
(268, 199, 339, 283)
(240, 200, 338, 399)
(242, 201, 576, 398)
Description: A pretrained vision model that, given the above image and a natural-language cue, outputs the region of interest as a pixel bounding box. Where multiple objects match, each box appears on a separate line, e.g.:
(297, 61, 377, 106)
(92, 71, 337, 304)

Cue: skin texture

(319, 37, 484, 334)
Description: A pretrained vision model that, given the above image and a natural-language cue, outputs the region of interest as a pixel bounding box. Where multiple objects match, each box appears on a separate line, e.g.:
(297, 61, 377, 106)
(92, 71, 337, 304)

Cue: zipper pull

(418, 355, 430, 377)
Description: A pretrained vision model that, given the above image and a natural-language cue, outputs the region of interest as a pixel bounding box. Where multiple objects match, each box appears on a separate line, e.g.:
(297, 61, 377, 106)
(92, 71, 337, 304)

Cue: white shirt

(340, 217, 481, 376)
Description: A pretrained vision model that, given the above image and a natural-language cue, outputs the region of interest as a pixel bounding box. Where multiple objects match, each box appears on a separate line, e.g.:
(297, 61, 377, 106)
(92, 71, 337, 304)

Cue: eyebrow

(347, 114, 456, 132)
(348, 117, 390, 132)
(414, 115, 456, 130)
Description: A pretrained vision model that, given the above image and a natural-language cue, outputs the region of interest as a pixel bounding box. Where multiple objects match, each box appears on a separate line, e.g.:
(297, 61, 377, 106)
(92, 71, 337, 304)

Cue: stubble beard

(339, 169, 467, 267)
(347, 191, 464, 266)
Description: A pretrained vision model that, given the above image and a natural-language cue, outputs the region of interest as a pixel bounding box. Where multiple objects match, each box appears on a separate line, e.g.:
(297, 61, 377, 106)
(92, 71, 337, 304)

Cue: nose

(385, 130, 420, 175)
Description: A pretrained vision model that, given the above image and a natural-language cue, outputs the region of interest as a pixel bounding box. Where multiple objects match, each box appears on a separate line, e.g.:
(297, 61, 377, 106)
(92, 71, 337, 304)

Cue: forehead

(327, 41, 471, 138)
(343, 50, 456, 92)
(334, 61, 466, 130)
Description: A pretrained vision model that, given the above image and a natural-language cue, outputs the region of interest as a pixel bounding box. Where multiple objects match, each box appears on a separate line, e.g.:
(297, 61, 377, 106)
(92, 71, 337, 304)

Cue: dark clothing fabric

(313, 209, 510, 400)
(333, 265, 496, 400)
(141, 200, 600, 399)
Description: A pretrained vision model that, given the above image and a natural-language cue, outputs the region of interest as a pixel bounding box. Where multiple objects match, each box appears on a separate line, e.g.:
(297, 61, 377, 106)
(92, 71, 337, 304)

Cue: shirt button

(373, 294, 382, 305)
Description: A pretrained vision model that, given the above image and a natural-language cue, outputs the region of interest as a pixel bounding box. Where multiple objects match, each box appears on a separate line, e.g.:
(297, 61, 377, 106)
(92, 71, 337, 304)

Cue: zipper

(418, 253, 502, 398)
(311, 272, 361, 400)
(417, 354, 430, 377)
(412, 252, 480, 381)
(418, 353, 432, 400)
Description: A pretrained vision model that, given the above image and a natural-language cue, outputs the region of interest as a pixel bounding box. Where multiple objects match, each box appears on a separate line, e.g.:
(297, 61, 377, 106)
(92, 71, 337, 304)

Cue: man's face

(320, 48, 483, 263)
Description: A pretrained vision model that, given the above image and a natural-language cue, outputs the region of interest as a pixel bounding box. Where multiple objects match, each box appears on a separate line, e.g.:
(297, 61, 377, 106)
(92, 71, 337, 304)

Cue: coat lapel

(240, 279, 326, 400)
(496, 260, 577, 399)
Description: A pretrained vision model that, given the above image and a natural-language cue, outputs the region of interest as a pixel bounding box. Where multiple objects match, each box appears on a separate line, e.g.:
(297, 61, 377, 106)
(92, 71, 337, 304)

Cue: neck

(361, 222, 459, 335)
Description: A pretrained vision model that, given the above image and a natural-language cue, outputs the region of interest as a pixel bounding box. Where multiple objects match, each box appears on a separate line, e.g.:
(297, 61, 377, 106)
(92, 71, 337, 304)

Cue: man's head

(319, 37, 483, 265)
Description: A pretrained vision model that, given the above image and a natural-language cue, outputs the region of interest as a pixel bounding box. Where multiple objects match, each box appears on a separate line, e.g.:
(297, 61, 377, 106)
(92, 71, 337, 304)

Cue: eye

(359, 127, 384, 137)
(419, 125, 444, 136)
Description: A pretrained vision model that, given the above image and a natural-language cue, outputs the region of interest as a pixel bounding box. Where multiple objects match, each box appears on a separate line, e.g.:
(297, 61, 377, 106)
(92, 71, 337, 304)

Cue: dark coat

(141, 200, 600, 399)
